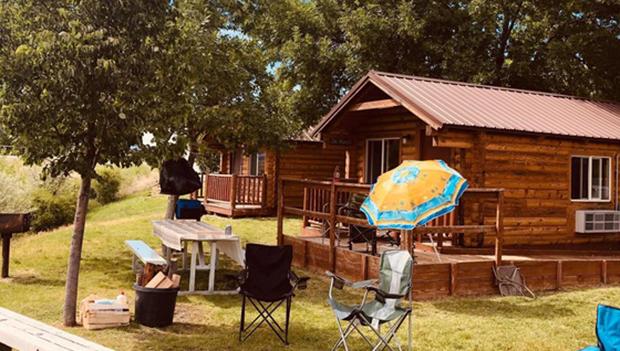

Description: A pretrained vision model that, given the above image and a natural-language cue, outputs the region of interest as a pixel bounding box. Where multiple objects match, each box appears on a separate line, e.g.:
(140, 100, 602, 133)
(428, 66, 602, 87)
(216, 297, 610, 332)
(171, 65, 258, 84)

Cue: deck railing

(277, 177, 504, 271)
(204, 173, 267, 208)
(300, 180, 457, 238)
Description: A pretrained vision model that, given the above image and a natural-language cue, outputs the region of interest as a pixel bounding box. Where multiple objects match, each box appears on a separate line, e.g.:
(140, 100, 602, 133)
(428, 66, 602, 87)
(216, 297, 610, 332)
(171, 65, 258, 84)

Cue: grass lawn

(0, 192, 617, 350)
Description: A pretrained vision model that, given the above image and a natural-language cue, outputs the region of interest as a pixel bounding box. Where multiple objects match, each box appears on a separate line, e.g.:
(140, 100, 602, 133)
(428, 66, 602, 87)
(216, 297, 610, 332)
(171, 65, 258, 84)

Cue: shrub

(0, 156, 39, 213)
(30, 182, 77, 232)
(0, 171, 32, 213)
(93, 168, 121, 204)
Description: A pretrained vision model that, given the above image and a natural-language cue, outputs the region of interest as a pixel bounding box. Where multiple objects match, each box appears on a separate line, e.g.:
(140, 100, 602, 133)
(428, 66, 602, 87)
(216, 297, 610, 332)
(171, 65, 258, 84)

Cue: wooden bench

(125, 240, 167, 273)
(0, 307, 113, 351)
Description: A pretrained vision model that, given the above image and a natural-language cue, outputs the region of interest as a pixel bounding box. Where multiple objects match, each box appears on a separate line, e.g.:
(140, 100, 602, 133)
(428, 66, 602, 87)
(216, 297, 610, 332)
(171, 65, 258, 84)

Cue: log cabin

(206, 70, 620, 250)
(307, 71, 620, 249)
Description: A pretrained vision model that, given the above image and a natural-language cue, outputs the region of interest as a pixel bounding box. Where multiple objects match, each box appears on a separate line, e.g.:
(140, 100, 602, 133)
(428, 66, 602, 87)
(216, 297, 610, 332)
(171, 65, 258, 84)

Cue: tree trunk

(164, 194, 179, 219)
(63, 174, 92, 327)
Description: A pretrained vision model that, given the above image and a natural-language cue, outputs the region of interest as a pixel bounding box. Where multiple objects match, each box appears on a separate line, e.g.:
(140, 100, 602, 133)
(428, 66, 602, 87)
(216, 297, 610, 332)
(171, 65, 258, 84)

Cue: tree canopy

(141, 0, 300, 167)
(0, 0, 175, 325)
(230, 0, 620, 127)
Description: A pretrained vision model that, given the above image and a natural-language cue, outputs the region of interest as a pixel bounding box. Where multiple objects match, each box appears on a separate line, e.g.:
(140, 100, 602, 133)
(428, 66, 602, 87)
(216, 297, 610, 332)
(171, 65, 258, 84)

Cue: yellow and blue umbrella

(360, 160, 468, 230)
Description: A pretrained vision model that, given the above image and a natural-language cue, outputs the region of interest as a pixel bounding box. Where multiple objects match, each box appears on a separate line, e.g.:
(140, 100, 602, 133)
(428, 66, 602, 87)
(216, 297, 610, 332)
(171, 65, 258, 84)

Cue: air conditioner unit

(575, 210, 620, 234)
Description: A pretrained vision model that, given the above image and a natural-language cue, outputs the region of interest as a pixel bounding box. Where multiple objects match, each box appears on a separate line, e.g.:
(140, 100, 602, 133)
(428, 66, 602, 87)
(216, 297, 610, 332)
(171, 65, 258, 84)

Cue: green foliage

(30, 177, 78, 232)
(0, 156, 39, 213)
(0, 170, 32, 213)
(233, 0, 620, 126)
(92, 168, 121, 205)
(140, 0, 299, 167)
(0, 1, 174, 178)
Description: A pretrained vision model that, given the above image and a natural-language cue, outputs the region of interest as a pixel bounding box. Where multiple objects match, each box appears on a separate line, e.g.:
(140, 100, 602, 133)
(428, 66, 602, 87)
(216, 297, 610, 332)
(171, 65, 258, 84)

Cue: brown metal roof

(312, 71, 620, 141)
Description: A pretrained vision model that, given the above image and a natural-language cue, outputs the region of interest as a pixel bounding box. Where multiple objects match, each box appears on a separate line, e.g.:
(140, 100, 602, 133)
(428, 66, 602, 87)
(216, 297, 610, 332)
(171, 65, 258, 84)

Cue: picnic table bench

(0, 307, 113, 351)
(124, 240, 167, 273)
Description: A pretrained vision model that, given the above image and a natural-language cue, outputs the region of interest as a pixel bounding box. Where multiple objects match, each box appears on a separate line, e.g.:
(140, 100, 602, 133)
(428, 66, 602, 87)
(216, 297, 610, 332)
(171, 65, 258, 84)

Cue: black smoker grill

(0, 213, 31, 278)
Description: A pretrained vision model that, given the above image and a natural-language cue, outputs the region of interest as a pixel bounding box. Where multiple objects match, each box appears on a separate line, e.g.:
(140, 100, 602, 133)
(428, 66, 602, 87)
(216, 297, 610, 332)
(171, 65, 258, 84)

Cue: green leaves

(237, 0, 620, 126)
(0, 0, 172, 177)
(141, 0, 298, 165)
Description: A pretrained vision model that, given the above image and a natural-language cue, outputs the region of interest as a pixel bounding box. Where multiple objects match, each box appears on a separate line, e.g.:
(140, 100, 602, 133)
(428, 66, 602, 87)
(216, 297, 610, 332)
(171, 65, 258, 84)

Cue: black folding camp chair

(238, 244, 309, 345)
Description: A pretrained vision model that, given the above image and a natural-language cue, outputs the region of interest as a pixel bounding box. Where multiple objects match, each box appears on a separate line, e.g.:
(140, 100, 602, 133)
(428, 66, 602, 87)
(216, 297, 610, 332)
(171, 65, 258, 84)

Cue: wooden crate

(79, 295, 130, 330)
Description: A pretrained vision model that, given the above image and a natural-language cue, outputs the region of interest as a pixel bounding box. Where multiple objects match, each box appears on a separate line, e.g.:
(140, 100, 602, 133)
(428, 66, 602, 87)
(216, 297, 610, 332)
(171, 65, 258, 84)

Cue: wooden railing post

(203, 174, 209, 203)
(230, 174, 237, 211)
(277, 178, 284, 246)
(262, 174, 268, 208)
(494, 190, 504, 266)
(302, 186, 309, 228)
(328, 179, 337, 272)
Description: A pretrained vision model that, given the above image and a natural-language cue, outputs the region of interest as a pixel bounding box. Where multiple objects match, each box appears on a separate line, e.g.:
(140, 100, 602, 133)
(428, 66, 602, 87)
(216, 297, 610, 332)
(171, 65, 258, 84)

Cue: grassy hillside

(0, 193, 618, 350)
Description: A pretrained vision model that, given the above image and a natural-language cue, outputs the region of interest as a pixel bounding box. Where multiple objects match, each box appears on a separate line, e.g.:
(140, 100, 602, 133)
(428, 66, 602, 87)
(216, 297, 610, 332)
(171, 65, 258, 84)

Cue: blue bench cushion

(125, 240, 167, 266)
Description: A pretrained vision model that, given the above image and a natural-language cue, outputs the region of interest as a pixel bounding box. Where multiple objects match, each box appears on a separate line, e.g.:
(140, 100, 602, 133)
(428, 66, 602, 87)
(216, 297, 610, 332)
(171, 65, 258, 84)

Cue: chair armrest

(290, 271, 310, 290)
(366, 286, 407, 303)
(351, 279, 377, 289)
(326, 271, 377, 290)
(326, 271, 349, 290)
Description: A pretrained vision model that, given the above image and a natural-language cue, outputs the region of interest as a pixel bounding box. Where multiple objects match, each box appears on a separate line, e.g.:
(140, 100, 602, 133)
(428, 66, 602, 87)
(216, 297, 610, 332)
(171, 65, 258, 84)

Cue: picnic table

(152, 219, 244, 295)
(0, 307, 112, 351)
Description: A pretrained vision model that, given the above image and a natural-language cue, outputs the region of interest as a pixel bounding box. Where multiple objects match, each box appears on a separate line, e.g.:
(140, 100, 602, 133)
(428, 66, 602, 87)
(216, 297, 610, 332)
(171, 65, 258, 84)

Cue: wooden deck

(202, 174, 272, 217)
(284, 234, 620, 300)
(276, 177, 620, 300)
(204, 200, 271, 218)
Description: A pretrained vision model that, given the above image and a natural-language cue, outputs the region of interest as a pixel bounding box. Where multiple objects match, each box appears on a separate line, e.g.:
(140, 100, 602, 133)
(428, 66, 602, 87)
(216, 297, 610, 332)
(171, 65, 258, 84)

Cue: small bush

(0, 171, 32, 213)
(93, 168, 121, 205)
(30, 185, 77, 232)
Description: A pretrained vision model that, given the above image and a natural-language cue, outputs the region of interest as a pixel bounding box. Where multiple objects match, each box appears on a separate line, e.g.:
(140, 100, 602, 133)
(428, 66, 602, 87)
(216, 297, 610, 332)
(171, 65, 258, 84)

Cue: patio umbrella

(360, 160, 468, 230)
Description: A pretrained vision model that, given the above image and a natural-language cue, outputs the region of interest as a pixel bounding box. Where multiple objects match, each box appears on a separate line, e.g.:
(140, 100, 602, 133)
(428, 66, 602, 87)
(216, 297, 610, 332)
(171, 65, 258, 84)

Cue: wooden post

(302, 186, 309, 228)
(449, 263, 458, 296)
(556, 260, 563, 290)
(1, 233, 11, 278)
(261, 174, 268, 208)
(203, 174, 209, 204)
(328, 178, 337, 272)
(230, 174, 237, 212)
(494, 190, 504, 266)
(602, 260, 608, 285)
(277, 178, 284, 246)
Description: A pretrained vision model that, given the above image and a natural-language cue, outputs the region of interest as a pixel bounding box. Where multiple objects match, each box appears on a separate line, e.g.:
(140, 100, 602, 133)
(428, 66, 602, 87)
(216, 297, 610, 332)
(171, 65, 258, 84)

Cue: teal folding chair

(581, 304, 620, 351)
(327, 250, 413, 351)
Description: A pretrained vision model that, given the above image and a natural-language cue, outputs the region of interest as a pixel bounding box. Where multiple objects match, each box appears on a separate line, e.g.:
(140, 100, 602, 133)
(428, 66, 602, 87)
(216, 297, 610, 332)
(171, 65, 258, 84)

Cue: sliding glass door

(365, 138, 400, 183)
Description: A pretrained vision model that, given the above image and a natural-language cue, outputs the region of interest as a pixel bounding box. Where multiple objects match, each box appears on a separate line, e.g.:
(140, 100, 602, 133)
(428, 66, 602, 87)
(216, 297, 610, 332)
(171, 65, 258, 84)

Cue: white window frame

(249, 152, 265, 176)
(365, 137, 400, 183)
(570, 155, 612, 202)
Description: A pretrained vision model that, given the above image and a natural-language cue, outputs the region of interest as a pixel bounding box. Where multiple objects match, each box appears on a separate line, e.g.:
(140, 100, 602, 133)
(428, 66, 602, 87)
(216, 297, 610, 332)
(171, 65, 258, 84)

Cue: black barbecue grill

(0, 213, 31, 278)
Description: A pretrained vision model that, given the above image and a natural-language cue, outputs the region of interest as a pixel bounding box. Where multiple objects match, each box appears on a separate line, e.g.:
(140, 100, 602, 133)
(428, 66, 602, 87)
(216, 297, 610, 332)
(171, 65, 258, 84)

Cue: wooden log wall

(342, 114, 422, 182)
(434, 128, 620, 247)
(278, 142, 346, 209)
(283, 235, 620, 300)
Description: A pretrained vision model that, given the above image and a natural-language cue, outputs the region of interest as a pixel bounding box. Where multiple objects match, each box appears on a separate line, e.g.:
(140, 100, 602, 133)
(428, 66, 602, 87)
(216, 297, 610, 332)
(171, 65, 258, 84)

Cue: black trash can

(134, 284, 179, 327)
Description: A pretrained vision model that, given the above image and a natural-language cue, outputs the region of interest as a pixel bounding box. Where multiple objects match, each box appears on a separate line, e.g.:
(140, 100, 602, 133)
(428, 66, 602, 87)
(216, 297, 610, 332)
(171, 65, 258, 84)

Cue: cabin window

(570, 156, 610, 201)
(249, 152, 265, 176)
(366, 138, 400, 183)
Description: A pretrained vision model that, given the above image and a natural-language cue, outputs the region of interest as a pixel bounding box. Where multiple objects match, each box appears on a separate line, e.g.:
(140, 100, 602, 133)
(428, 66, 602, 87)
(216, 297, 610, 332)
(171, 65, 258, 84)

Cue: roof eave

(311, 71, 445, 137)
